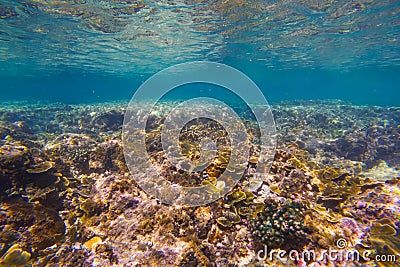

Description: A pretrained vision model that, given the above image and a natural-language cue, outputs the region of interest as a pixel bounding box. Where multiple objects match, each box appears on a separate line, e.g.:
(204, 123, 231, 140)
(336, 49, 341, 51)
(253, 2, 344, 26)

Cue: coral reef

(249, 199, 309, 249)
(0, 244, 31, 267)
(0, 100, 399, 266)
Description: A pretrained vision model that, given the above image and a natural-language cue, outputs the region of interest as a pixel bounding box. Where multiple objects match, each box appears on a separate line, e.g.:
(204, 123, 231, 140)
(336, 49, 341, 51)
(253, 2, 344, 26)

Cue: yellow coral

(0, 244, 31, 267)
(225, 189, 246, 205)
(370, 219, 399, 255)
(83, 236, 103, 250)
(26, 161, 54, 174)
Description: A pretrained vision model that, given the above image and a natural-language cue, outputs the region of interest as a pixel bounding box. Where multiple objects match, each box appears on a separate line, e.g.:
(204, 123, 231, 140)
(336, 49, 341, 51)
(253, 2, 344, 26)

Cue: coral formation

(0, 244, 31, 267)
(26, 161, 54, 174)
(249, 199, 309, 249)
(0, 101, 399, 266)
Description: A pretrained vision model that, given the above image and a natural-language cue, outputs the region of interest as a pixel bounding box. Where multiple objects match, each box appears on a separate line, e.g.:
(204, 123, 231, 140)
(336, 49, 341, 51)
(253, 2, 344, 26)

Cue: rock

(90, 110, 123, 132)
(0, 144, 29, 173)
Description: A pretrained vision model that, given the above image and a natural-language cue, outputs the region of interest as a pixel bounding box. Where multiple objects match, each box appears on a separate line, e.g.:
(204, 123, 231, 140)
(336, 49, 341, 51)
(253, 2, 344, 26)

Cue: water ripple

(0, 0, 398, 75)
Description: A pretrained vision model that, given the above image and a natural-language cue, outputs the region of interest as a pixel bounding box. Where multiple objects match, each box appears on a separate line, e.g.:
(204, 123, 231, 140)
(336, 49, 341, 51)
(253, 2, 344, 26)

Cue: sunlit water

(0, 0, 399, 105)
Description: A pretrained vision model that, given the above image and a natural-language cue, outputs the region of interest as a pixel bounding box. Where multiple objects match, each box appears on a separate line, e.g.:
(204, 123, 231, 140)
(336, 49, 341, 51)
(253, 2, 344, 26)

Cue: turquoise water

(1, 2, 400, 266)
(0, 0, 399, 105)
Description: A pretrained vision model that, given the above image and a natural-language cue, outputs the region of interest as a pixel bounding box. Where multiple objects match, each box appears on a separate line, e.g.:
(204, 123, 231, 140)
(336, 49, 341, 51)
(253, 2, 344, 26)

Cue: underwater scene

(0, 1, 400, 266)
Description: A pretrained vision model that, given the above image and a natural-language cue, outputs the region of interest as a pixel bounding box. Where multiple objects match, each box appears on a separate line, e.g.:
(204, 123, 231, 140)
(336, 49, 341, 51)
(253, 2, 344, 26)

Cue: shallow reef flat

(0, 100, 399, 266)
